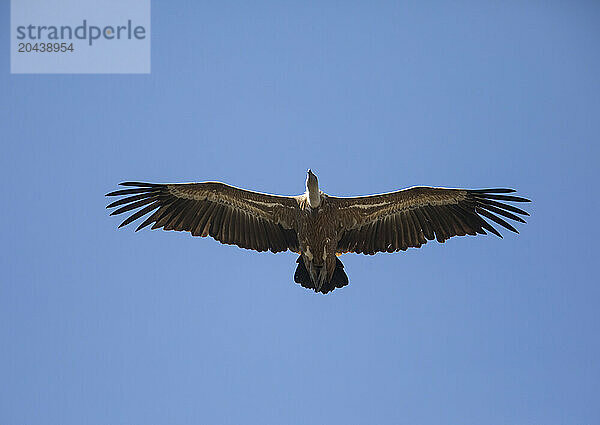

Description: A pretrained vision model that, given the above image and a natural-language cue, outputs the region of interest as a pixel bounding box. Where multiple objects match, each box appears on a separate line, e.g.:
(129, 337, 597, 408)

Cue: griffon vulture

(106, 170, 530, 294)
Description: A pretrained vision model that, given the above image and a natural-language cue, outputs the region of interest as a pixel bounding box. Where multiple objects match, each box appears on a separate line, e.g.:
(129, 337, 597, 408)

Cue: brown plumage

(106, 170, 530, 294)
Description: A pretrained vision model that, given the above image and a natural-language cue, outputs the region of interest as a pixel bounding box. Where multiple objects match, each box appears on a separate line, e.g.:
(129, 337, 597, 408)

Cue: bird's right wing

(328, 187, 530, 255)
(106, 182, 300, 253)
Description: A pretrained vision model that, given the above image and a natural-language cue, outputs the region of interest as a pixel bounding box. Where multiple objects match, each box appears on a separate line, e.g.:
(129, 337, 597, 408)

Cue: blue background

(2, 1, 599, 424)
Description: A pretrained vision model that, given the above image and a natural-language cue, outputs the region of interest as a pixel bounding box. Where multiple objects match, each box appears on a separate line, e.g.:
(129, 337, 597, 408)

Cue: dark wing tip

(469, 188, 516, 194)
(465, 188, 531, 237)
(118, 181, 158, 187)
(106, 184, 163, 198)
(106, 181, 167, 229)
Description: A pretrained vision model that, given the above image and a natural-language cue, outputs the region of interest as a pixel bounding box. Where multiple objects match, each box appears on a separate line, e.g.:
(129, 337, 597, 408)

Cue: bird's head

(306, 169, 318, 190)
(306, 169, 321, 207)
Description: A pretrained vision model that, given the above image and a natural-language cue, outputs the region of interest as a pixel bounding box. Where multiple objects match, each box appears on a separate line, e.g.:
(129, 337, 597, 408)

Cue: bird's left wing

(328, 187, 530, 255)
(106, 182, 300, 253)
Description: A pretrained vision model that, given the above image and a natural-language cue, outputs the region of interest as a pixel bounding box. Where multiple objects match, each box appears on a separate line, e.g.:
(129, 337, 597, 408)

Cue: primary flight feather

(106, 170, 530, 294)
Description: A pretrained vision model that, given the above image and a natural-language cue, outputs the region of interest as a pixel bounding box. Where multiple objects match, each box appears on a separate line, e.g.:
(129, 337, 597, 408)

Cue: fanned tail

(294, 256, 349, 294)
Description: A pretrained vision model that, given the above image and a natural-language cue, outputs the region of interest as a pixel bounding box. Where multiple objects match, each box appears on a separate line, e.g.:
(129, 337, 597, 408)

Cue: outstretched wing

(106, 182, 300, 253)
(330, 187, 530, 255)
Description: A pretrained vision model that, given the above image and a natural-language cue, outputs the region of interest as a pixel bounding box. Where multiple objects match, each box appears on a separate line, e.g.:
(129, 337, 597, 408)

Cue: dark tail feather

(329, 257, 349, 292)
(294, 256, 349, 294)
(294, 256, 313, 290)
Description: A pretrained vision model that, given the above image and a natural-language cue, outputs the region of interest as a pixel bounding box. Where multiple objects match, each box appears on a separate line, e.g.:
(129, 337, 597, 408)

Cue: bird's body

(107, 170, 530, 294)
(295, 192, 348, 292)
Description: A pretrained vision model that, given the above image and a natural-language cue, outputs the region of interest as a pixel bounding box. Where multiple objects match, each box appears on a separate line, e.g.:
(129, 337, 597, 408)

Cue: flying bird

(106, 170, 530, 294)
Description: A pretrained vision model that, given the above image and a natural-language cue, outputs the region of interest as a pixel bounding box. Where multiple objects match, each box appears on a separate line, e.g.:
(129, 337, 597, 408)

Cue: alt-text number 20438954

(17, 42, 74, 53)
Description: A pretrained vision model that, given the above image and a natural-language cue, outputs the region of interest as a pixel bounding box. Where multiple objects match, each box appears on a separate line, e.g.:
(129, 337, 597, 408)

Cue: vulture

(106, 170, 530, 294)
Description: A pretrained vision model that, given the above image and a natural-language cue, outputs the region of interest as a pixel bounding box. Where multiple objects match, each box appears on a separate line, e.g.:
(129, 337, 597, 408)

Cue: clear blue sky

(2, 2, 599, 424)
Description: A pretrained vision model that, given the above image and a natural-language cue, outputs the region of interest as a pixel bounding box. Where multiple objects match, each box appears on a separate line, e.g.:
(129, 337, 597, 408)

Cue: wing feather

(152, 198, 185, 230)
(248, 213, 259, 250)
(384, 216, 394, 253)
(414, 208, 433, 241)
(118, 202, 161, 228)
(475, 202, 526, 223)
(222, 207, 233, 244)
(193, 202, 216, 237)
(208, 204, 225, 238)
